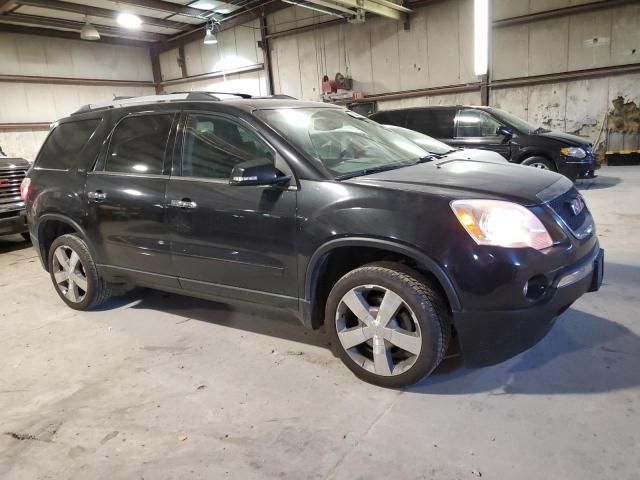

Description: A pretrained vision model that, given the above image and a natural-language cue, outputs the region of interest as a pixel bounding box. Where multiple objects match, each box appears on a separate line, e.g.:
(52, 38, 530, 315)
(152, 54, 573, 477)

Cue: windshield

(254, 107, 428, 179)
(381, 124, 455, 154)
(490, 108, 544, 134)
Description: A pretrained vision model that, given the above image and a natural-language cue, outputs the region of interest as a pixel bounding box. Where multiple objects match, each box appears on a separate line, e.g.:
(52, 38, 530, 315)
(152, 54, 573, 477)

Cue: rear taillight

(20, 177, 31, 201)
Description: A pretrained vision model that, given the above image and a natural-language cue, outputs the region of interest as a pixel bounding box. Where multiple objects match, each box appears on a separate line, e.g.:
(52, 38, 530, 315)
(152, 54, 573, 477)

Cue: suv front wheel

(48, 234, 112, 310)
(325, 262, 451, 388)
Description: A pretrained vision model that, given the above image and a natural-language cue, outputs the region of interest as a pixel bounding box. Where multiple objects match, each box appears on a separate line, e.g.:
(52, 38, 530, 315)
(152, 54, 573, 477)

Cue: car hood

(443, 148, 507, 163)
(345, 158, 564, 205)
(538, 130, 590, 146)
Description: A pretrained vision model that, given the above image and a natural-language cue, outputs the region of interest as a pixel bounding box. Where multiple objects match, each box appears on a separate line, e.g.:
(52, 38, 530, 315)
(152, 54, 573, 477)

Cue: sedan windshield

(490, 108, 544, 135)
(254, 107, 428, 179)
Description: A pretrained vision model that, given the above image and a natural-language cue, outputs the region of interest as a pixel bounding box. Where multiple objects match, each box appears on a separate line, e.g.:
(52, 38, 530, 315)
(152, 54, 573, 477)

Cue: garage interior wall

(158, 19, 268, 96)
(491, 0, 640, 153)
(267, 1, 481, 108)
(265, 0, 639, 153)
(0, 33, 155, 160)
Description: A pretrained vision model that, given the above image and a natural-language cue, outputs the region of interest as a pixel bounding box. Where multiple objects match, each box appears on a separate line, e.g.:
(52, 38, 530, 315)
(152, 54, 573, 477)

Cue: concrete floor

(1, 166, 639, 480)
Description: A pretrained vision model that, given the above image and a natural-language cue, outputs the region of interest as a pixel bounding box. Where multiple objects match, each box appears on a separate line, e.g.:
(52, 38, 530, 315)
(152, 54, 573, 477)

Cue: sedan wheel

(52, 245, 88, 303)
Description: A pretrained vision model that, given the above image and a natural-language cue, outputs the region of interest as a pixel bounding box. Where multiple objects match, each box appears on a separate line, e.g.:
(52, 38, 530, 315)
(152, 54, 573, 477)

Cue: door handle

(170, 199, 197, 209)
(88, 190, 107, 201)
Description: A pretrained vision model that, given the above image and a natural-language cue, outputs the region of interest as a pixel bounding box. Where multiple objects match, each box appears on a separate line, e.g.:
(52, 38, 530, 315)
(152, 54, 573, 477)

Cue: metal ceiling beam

(299, 0, 355, 16)
(152, 2, 285, 54)
(327, 0, 408, 19)
(14, 0, 190, 30)
(0, 22, 153, 46)
(114, 0, 205, 18)
(0, 12, 165, 40)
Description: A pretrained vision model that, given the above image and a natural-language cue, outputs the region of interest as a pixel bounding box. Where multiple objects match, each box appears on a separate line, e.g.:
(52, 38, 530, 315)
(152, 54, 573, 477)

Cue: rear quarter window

(406, 109, 456, 139)
(36, 119, 101, 170)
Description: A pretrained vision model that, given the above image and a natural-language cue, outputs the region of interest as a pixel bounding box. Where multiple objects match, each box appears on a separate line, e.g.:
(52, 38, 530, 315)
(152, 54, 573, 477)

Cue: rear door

(166, 112, 298, 307)
(451, 109, 511, 158)
(85, 112, 177, 287)
(405, 108, 456, 142)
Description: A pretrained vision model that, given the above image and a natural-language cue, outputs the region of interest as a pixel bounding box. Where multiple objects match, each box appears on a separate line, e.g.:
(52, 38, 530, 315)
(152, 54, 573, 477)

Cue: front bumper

(0, 208, 28, 236)
(453, 246, 604, 367)
(558, 155, 600, 180)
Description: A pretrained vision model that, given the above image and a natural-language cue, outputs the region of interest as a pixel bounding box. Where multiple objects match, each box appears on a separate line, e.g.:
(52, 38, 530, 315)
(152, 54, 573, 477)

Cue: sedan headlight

(560, 146, 586, 159)
(450, 199, 553, 250)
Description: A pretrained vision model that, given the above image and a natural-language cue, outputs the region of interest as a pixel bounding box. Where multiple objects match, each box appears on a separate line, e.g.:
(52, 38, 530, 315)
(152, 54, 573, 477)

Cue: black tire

(48, 233, 112, 310)
(325, 262, 451, 388)
(521, 156, 556, 171)
(21, 232, 31, 243)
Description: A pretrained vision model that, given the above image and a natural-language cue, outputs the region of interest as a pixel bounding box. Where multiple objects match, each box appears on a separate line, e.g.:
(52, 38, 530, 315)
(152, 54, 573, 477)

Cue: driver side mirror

(229, 159, 291, 187)
(497, 125, 513, 139)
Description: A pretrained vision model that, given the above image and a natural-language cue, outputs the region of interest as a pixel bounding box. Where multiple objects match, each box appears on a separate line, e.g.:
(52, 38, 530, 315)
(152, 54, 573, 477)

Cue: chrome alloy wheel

(530, 161, 549, 169)
(52, 245, 88, 303)
(335, 285, 422, 377)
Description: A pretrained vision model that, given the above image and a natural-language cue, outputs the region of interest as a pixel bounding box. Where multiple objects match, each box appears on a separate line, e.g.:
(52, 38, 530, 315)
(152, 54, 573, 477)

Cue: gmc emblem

(568, 195, 585, 216)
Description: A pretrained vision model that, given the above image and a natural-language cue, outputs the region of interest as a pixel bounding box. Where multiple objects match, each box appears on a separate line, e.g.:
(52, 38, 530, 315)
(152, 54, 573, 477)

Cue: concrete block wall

(0, 33, 154, 161)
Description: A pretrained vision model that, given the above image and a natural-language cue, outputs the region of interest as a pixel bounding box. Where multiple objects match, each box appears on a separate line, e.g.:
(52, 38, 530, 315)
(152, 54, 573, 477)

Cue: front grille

(0, 167, 27, 207)
(548, 187, 591, 235)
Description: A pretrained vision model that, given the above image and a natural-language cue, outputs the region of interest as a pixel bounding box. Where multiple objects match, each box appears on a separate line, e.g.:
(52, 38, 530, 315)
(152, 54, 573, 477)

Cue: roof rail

(71, 91, 255, 115)
(170, 91, 253, 99)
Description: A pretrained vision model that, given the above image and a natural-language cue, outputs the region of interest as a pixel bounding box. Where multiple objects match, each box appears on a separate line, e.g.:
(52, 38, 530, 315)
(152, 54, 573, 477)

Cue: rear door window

(455, 109, 502, 138)
(406, 109, 455, 138)
(103, 114, 174, 175)
(36, 119, 101, 169)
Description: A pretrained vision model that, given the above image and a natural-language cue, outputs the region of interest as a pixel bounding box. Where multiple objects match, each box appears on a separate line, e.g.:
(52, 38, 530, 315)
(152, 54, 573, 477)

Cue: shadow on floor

(95, 262, 639, 395)
(0, 235, 31, 255)
(102, 288, 330, 350)
(576, 175, 621, 190)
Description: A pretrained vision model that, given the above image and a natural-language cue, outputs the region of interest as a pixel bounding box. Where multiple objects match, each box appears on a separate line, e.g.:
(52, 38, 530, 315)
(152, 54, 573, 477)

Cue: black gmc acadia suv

(22, 93, 604, 388)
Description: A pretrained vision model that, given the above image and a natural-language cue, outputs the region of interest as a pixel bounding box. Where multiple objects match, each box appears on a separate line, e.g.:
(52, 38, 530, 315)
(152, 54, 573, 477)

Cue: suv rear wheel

(48, 234, 112, 310)
(325, 262, 451, 388)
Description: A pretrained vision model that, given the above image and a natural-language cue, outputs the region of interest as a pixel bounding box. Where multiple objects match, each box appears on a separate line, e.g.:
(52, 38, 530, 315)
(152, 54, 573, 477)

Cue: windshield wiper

(534, 127, 550, 134)
(335, 163, 408, 180)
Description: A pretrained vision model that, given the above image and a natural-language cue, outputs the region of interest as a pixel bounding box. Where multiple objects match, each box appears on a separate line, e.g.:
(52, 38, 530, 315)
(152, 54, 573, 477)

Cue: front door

(450, 109, 512, 159)
(166, 112, 298, 307)
(85, 112, 177, 286)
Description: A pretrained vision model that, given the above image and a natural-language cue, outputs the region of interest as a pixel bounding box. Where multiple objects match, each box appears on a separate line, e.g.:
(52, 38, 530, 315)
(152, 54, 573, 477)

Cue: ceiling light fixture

(80, 19, 100, 40)
(117, 12, 142, 29)
(203, 21, 218, 45)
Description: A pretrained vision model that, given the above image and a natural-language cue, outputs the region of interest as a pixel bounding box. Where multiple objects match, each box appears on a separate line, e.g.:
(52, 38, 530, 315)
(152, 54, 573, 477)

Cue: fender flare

(304, 237, 462, 312)
(36, 214, 97, 267)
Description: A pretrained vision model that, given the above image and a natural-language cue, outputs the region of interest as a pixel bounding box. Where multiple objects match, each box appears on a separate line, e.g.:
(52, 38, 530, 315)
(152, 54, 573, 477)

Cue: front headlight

(560, 146, 586, 159)
(450, 199, 553, 250)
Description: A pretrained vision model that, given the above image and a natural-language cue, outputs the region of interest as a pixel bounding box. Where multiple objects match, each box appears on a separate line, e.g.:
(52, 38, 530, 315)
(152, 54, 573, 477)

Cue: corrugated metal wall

(0, 33, 155, 160)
